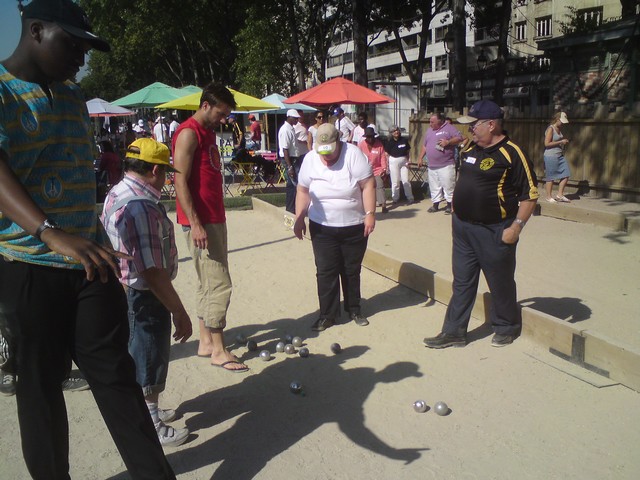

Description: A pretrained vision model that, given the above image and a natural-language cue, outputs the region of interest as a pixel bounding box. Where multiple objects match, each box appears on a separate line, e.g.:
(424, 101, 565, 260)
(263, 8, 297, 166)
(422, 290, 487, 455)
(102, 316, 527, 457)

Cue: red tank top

(173, 116, 225, 225)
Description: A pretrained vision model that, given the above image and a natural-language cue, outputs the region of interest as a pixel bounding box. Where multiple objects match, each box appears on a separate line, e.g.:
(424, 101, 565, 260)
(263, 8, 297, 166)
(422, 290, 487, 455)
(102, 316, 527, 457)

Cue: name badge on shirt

(465, 156, 477, 164)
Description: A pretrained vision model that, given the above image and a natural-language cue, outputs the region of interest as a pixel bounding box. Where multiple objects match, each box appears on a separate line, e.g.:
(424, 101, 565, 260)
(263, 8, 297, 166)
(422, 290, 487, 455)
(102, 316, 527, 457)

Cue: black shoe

(444, 203, 452, 215)
(311, 317, 334, 332)
(0, 372, 16, 397)
(62, 377, 90, 392)
(427, 204, 439, 213)
(491, 334, 516, 347)
(423, 332, 466, 349)
(350, 313, 369, 327)
(381, 206, 388, 214)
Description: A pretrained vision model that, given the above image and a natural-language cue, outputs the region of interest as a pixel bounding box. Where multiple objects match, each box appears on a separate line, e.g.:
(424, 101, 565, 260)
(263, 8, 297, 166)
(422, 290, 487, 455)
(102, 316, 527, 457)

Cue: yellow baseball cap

(126, 138, 178, 172)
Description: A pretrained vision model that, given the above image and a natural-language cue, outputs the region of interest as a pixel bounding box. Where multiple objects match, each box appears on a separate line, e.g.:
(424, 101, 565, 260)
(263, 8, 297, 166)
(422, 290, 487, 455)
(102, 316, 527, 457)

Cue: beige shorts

(184, 223, 232, 329)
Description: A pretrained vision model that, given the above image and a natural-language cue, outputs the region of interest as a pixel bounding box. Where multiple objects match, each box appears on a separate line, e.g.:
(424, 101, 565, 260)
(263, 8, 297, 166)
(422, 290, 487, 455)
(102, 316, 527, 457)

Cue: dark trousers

(309, 221, 368, 320)
(0, 257, 175, 480)
(282, 156, 302, 213)
(442, 214, 521, 337)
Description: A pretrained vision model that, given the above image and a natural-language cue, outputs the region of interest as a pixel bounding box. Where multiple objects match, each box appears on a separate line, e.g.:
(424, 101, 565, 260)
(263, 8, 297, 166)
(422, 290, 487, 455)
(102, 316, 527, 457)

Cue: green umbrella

(112, 82, 185, 108)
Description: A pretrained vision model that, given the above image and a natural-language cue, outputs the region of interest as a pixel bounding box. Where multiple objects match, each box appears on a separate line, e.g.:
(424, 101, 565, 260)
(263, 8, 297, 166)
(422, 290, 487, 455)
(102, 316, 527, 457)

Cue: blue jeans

(281, 156, 302, 213)
(126, 288, 171, 397)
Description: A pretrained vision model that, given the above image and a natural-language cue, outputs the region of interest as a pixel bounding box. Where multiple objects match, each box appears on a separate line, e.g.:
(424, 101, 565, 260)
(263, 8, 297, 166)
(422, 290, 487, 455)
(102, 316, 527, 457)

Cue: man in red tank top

(172, 84, 249, 372)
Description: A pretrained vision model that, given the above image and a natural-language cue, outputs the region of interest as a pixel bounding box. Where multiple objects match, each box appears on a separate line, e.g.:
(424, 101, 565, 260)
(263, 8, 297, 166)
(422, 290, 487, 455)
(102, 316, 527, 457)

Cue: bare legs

(197, 318, 247, 370)
(545, 177, 570, 202)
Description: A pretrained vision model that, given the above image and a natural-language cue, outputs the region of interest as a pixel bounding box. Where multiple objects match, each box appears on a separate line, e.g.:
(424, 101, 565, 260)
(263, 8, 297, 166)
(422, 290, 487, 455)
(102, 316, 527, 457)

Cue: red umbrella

(284, 77, 395, 107)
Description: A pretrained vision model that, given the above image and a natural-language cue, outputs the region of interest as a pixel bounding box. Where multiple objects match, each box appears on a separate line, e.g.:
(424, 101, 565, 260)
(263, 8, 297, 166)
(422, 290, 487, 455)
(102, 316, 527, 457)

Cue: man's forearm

(140, 267, 188, 317)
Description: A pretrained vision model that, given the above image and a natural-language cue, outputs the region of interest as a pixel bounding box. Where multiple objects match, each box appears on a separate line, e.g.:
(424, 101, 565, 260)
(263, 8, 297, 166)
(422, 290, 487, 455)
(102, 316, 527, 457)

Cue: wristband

(365, 211, 375, 216)
(513, 218, 526, 228)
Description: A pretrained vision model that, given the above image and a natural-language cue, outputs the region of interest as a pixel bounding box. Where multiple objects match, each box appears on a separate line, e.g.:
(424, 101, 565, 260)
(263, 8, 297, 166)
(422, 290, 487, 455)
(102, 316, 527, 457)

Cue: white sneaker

(155, 421, 189, 447)
(546, 197, 557, 203)
(158, 408, 176, 423)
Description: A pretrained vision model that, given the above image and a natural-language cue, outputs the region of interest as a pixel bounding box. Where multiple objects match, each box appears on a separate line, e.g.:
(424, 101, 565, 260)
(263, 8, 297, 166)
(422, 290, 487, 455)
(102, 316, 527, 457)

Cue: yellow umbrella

(156, 88, 279, 112)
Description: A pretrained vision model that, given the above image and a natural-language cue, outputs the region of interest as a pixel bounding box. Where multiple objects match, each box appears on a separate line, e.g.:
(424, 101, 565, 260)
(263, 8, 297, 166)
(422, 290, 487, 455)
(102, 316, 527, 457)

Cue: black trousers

(0, 257, 175, 480)
(442, 214, 522, 337)
(309, 221, 368, 320)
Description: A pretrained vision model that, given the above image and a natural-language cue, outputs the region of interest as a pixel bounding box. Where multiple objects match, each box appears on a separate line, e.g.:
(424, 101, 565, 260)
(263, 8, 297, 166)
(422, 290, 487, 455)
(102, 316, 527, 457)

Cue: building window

(535, 16, 552, 38)
(516, 0, 527, 5)
(435, 55, 448, 71)
(515, 21, 527, 41)
(578, 7, 603, 29)
(434, 25, 450, 43)
(328, 55, 343, 68)
(343, 51, 353, 63)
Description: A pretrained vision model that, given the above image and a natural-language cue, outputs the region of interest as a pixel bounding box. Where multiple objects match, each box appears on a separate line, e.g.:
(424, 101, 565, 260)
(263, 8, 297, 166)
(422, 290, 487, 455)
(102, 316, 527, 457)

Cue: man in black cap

(423, 100, 539, 349)
(0, 1, 176, 478)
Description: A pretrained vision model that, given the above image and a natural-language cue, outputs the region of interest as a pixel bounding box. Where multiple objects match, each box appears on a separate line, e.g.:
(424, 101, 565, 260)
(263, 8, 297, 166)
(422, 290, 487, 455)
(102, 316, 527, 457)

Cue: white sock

(146, 401, 160, 425)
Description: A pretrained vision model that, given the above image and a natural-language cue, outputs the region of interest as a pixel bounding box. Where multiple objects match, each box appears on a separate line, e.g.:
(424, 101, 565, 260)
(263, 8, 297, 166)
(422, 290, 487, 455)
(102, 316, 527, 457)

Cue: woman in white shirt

(294, 124, 376, 331)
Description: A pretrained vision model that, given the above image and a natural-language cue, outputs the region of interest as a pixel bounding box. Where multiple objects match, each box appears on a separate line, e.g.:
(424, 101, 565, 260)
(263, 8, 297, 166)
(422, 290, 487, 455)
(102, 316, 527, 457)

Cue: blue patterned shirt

(0, 64, 98, 269)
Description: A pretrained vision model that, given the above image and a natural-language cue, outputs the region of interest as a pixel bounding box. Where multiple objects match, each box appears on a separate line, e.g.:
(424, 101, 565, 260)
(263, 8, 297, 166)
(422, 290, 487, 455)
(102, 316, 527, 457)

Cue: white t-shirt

(308, 125, 319, 149)
(298, 142, 373, 227)
(278, 121, 299, 157)
(153, 123, 168, 142)
(169, 120, 180, 137)
(352, 125, 366, 144)
(335, 116, 355, 142)
(294, 122, 309, 156)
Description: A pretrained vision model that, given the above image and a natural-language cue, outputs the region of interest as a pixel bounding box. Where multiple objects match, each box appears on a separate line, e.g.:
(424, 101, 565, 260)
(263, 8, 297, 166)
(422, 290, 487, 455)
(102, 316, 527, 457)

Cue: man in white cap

(278, 108, 302, 214)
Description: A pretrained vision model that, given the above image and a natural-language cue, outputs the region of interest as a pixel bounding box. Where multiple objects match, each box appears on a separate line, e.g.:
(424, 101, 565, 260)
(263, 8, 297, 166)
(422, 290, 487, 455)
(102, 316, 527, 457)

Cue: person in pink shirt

(358, 127, 389, 213)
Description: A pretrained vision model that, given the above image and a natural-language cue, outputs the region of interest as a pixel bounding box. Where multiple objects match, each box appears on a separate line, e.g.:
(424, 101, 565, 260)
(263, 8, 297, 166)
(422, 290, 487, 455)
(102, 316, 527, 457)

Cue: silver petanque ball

(284, 334, 294, 344)
(292, 336, 303, 348)
(434, 401, 449, 416)
(235, 333, 247, 345)
(299, 347, 309, 358)
(289, 381, 303, 394)
(259, 350, 271, 361)
(246, 340, 258, 352)
(275, 341, 286, 353)
(284, 344, 296, 354)
(330, 343, 341, 354)
(413, 400, 428, 413)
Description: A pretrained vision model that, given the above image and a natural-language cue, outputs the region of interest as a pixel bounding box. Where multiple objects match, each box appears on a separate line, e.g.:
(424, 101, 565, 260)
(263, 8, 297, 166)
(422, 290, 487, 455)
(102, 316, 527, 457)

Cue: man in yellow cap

(101, 138, 193, 448)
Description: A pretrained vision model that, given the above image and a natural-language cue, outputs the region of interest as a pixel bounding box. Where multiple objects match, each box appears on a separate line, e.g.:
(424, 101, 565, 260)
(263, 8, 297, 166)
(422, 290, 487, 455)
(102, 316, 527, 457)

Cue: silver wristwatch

(34, 219, 61, 240)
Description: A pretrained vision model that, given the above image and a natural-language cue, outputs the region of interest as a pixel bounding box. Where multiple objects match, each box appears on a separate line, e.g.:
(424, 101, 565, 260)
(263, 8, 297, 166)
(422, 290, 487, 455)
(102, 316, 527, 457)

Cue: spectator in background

(351, 111, 368, 145)
(97, 140, 122, 186)
(543, 112, 571, 203)
(307, 110, 326, 151)
(228, 114, 246, 156)
(334, 107, 354, 143)
(153, 117, 169, 145)
(247, 114, 262, 150)
(278, 109, 302, 214)
(358, 127, 389, 214)
(169, 116, 180, 140)
(385, 126, 414, 205)
(294, 109, 309, 159)
(418, 113, 463, 214)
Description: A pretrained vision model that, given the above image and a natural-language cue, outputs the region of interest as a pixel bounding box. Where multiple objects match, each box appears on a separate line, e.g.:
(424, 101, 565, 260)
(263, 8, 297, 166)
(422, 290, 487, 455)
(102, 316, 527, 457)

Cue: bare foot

(210, 350, 248, 371)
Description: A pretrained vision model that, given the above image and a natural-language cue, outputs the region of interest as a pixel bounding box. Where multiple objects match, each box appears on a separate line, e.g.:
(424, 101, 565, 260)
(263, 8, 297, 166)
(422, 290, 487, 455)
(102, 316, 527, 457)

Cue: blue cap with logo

(458, 100, 504, 124)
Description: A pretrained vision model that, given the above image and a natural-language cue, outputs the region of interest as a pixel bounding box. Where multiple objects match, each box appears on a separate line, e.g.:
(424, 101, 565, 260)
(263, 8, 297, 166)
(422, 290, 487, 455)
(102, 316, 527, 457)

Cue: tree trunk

(352, 0, 368, 86)
(452, 0, 467, 112)
(493, 0, 511, 105)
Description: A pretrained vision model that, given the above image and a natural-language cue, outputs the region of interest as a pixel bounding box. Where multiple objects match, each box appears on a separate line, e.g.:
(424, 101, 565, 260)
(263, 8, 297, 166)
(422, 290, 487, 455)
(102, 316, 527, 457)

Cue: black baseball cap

(22, 0, 110, 52)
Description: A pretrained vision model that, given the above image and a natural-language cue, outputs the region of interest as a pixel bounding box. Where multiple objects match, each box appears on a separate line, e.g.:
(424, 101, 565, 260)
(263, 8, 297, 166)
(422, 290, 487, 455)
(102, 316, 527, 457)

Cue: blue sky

(0, 0, 22, 60)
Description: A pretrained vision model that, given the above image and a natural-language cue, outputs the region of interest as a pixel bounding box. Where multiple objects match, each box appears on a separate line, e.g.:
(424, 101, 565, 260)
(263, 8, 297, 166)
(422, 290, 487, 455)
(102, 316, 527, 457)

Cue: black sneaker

(61, 377, 90, 392)
(423, 332, 467, 349)
(381, 206, 388, 214)
(311, 317, 334, 332)
(427, 204, 439, 213)
(0, 372, 16, 397)
(491, 334, 516, 347)
(444, 203, 452, 215)
(349, 313, 369, 327)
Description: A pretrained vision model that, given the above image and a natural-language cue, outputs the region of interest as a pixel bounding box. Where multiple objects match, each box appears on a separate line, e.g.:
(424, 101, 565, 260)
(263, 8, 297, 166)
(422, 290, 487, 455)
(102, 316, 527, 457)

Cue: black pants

(282, 156, 302, 214)
(309, 221, 368, 320)
(0, 257, 175, 480)
(442, 214, 521, 337)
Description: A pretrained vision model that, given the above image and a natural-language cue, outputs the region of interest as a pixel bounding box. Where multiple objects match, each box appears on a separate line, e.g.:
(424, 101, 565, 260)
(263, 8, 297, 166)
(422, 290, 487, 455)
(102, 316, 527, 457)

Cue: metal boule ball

(275, 341, 286, 353)
(413, 400, 428, 413)
(246, 340, 258, 352)
(284, 344, 296, 354)
(235, 333, 247, 345)
(289, 381, 303, 394)
(330, 343, 341, 354)
(434, 401, 449, 416)
(284, 334, 294, 344)
(292, 336, 303, 348)
(259, 350, 271, 361)
(299, 347, 309, 358)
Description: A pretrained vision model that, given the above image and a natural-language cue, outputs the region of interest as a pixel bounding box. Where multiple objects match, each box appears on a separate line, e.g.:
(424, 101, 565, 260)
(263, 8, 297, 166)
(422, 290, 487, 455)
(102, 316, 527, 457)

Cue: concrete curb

(537, 202, 627, 231)
(252, 197, 640, 391)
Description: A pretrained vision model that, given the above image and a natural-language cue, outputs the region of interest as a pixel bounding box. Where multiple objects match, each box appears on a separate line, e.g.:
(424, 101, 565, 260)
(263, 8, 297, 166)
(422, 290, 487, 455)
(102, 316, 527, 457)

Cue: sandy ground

(1, 209, 639, 479)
